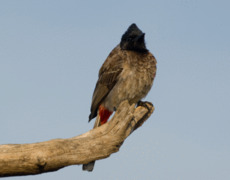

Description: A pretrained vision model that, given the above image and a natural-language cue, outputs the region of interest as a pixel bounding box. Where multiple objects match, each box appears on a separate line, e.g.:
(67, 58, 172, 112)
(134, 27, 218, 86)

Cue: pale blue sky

(0, 0, 230, 180)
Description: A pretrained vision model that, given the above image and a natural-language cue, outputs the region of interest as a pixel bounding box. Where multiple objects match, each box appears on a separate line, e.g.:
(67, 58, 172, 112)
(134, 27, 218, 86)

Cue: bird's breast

(103, 52, 156, 111)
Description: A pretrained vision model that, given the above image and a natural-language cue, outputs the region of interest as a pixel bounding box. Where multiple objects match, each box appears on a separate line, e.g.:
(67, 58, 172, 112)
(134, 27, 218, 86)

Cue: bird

(82, 23, 157, 171)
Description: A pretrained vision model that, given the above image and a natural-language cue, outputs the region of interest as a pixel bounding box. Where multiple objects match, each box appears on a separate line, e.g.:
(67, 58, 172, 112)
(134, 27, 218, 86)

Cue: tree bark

(0, 100, 154, 177)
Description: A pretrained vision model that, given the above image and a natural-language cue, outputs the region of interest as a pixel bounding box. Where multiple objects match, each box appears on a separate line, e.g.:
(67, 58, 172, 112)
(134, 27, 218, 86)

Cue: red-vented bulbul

(83, 23, 157, 171)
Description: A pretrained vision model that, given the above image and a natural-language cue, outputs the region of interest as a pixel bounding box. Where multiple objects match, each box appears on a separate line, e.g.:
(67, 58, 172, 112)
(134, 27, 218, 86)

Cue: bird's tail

(82, 105, 112, 172)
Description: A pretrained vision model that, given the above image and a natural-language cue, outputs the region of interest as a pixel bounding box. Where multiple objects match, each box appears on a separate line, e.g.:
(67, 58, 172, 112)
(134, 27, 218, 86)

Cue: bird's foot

(137, 101, 153, 112)
(129, 101, 154, 134)
(132, 101, 154, 131)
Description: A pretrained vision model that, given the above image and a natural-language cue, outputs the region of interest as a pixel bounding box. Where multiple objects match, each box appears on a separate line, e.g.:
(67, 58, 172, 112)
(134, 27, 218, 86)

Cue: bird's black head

(120, 23, 148, 53)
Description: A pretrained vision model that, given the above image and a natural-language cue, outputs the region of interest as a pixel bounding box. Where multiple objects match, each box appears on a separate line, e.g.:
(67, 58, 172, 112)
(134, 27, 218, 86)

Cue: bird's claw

(137, 101, 153, 112)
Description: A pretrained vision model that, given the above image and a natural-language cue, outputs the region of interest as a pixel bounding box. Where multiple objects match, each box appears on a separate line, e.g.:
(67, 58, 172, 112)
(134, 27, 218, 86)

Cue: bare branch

(0, 100, 154, 177)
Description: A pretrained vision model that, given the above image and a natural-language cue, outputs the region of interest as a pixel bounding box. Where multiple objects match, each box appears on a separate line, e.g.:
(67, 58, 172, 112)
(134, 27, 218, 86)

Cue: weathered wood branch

(0, 100, 154, 177)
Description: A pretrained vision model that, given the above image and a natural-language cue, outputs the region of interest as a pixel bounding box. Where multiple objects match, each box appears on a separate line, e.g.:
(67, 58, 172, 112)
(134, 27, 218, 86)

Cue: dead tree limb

(0, 100, 154, 177)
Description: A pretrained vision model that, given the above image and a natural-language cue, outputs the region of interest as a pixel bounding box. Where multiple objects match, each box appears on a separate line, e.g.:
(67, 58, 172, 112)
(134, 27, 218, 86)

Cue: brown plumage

(83, 23, 157, 171)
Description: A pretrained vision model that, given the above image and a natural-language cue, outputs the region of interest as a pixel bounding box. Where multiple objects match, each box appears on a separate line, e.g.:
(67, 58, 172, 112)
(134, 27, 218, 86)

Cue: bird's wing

(89, 45, 123, 121)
